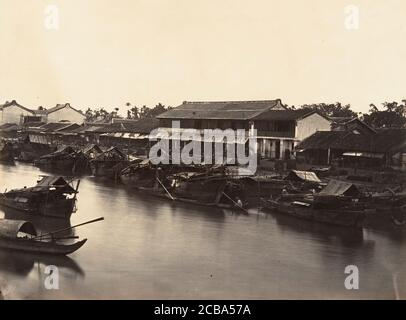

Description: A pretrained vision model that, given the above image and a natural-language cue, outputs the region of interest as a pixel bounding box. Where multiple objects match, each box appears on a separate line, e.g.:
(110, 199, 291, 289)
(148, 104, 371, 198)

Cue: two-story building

(251, 108, 331, 159)
(0, 100, 36, 125)
(36, 103, 86, 124)
(156, 99, 331, 161)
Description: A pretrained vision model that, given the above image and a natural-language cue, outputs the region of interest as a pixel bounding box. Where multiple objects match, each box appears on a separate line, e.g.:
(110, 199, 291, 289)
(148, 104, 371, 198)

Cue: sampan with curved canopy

(0, 220, 37, 239)
(0, 219, 87, 255)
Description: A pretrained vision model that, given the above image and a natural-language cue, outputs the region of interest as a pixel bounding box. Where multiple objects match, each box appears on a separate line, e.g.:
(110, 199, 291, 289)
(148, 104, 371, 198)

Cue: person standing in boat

(235, 197, 243, 211)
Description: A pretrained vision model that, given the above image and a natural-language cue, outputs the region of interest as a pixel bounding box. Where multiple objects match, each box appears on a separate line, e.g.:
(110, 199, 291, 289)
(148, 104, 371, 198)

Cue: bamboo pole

(33, 217, 104, 240)
(222, 192, 249, 214)
(74, 180, 81, 200)
(157, 177, 174, 200)
(40, 235, 80, 241)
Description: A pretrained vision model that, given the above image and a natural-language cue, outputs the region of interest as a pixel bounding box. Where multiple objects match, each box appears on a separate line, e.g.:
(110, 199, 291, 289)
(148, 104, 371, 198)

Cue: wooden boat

(119, 161, 205, 191)
(261, 195, 370, 227)
(17, 134, 55, 162)
(226, 175, 309, 207)
(89, 147, 129, 179)
(80, 144, 103, 161)
(168, 169, 228, 205)
(318, 179, 406, 227)
(34, 146, 88, 174)
(120, 160, 160, 190)
(0, 219, 87, 255)
(362, 191, 406, 227)
(0, 176, 80, 219)
(0, 141, 15, 163)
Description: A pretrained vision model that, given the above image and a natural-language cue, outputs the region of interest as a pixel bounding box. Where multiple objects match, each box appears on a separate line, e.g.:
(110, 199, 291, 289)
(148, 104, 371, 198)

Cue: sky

(0, 0, 405, 114)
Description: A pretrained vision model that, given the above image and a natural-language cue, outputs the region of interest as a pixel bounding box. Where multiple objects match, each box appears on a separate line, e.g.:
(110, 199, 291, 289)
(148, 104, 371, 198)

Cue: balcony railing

(257, 131, 295, 138)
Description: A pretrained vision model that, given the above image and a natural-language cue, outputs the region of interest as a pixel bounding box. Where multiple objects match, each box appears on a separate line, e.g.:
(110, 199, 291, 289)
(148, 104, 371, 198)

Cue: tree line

(84, 103, 172, 122)
(290, 100, 406, 128)
(82, 100, 406, 129)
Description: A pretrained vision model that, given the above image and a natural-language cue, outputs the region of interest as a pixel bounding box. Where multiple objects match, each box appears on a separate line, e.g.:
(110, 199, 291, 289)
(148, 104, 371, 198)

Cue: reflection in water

(272, 212, 367, 247)
(1, 162, 406, 299)
(0, 249, 84, 277)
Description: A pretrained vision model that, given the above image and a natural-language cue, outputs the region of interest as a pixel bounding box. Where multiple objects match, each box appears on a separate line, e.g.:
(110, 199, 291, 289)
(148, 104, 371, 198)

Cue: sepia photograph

(0, 0, 406, 306)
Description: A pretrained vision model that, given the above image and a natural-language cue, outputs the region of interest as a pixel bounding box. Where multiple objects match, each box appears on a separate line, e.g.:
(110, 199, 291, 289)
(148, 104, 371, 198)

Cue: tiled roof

(37, 122, 75, 132)
(23, 122, 46, 128)
(296, 131, 348, 150)
(93, 118, 159, 133)
(54, 123, 81, 133)
(69, 124, 101, 133)
(0, 100, 35, 114)
(331, 117, 376, 133)
(329, 116, 355, 124)
(0, 123, 18, 130)
(297, 128, 406, 153)
(252, 109, 324, 121)
(332, 128, 406, 153)
(44, 103, 85, 116)
(157, 100, 283, 120)
(0, 123, 20, 132)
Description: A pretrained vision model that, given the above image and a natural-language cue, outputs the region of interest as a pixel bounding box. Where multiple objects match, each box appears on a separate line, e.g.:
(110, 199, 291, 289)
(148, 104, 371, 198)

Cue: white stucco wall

(0, 105, 34, 125)
(47, 107, 85, 124)
(295, 113, 331, 141)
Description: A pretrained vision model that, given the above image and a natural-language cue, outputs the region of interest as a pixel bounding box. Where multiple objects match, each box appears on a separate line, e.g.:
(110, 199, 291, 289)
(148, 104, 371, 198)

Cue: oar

(33, 217, 104, 240)
(222, 192, 249, 214)
(40, 235, 80, 241)
(157, 177, 174, 200)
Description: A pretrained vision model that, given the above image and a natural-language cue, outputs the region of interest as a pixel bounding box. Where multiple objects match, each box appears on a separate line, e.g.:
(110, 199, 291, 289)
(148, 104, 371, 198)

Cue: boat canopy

(92, 147, 126, 161)
(35, 176, 77, 193)
(5, 176, 76, 194)
(81, 144, 103, 156)
(40, 145, 76, 159)
(284, 170, 321, 183)
(0, 219, 37, 239)
(319, 179, 361, 197)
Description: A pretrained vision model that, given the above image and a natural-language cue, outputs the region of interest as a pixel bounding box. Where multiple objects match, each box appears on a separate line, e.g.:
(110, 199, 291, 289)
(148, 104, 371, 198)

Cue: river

(0, 162, 405, 299)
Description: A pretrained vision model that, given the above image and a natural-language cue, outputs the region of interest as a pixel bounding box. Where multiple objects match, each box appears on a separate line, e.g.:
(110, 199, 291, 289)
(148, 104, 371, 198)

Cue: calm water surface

(0, 162, 406, 299)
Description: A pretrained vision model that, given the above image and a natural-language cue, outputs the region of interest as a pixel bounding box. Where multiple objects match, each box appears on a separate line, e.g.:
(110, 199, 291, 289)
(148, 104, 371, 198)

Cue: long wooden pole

(222, 192, 249, 214)
(157, 177, 174, 200)
(40, 235, 80, 241)
(33, 217, 104, 240)
(73, 180, 80, 200)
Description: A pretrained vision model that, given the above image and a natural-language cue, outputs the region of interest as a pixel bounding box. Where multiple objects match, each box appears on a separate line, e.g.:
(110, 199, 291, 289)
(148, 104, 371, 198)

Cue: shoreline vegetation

(83, 100, 406, 129)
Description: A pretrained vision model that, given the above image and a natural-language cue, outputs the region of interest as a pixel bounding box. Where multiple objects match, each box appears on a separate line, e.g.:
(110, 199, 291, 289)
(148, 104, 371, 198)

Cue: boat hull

(90, 160, 129, 179)
(35, 158, 89, 174)
(0, 197, 75, 219)
(0, 151, 14, 163)
(0, 238, 87, 255)
(120, 168, 158, 189)
(262, 199, 366, 227)
(172, 178, 227, 203)
(0, 143, 15, 163)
